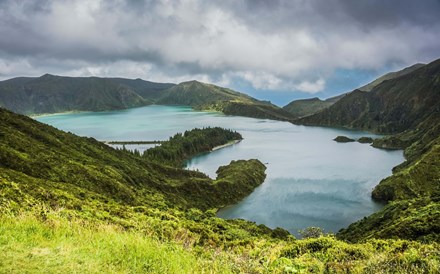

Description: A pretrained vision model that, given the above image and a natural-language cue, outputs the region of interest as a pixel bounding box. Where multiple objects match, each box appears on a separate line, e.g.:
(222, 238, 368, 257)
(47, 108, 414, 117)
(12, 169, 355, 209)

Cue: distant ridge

(110, 77, 175, 100)
(283, 63, 426, 118)
(0, 75, 294, 121)
(282, 96, 339, 118)
(157, 80, 295, 121)
(298, 59, 440, 134)
(0, 74, 173, 115)
(358, 63, 425, 92)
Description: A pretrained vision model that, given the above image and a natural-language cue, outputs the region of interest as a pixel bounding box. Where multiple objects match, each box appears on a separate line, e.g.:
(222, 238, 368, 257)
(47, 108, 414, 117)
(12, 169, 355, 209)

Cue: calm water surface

(37, 105, 404, 236)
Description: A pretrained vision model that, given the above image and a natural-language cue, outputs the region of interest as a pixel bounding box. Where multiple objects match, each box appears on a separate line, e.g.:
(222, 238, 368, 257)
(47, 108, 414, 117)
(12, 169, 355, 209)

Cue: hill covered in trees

(143, 127, 242, 167)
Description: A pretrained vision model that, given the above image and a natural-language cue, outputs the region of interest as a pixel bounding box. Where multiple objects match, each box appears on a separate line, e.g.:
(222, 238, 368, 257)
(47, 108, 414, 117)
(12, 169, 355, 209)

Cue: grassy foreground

(1, 206, 439, 273)
(0, 211, 216, 274)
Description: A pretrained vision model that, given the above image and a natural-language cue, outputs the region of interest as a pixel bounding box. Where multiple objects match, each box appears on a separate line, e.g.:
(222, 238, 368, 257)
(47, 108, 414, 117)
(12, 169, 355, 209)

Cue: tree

(299, 227, 325, 239)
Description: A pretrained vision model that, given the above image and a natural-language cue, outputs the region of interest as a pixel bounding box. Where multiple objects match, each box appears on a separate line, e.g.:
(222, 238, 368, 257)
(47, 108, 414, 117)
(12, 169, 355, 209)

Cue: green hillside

(0, 74, 152, 115)
(110, 77, 175, 100)
(298, 59, 440, 134)
(283, 63, 426, 118)
(157, 80, 295, 121)
(1, 107, 439, 273)
(0, 108, 266, 210)
(358, 63, 425, 92)
(0, 75, 295, 121)
(157, 80, 247, 106)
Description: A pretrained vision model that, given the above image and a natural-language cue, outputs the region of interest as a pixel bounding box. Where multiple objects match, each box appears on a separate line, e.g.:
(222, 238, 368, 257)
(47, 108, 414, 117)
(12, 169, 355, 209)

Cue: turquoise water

(36, 105, 404, 236)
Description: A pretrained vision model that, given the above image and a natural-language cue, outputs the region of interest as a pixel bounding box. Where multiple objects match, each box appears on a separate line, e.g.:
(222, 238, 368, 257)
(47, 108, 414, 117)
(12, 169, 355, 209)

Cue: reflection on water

(37, 105, 403, 236)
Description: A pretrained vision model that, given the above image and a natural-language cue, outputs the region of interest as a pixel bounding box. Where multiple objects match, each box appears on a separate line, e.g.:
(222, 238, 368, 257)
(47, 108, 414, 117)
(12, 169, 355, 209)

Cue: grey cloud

(227, 0, 440, 30)
(0, 0, 439, 93)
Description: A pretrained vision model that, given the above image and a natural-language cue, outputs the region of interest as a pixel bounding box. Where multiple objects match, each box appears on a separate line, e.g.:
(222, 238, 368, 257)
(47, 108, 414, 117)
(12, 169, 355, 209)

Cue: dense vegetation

(357, 137, 374, 144)
(0, 107, 264, 210)
(333, 136, 355, 143)
(143, 127, 242, 167)
(1, 106, 439, 272)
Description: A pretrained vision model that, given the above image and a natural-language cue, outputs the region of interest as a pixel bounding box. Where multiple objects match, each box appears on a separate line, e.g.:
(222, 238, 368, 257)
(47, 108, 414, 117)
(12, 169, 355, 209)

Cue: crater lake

(36, 105, 404, 236)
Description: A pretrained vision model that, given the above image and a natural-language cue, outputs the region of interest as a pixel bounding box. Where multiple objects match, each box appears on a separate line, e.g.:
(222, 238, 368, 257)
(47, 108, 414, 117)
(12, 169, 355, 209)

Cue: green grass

(1, 206, 439, 274)
(0, 211, 234, 274)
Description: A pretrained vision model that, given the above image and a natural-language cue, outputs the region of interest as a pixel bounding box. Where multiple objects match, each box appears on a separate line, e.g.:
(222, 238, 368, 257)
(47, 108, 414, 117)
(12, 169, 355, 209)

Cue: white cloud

(294, 79, 326, 94)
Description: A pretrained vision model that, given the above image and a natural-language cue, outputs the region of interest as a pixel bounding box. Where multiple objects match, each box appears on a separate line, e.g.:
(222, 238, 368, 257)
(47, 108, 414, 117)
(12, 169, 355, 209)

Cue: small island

(143, 127, 243, 167)
(357, 137, 374, 144)
(333, 135, 355, 143)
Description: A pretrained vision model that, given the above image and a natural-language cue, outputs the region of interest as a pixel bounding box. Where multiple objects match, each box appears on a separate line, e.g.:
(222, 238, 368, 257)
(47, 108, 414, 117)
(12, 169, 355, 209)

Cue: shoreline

(211, 139, 241, 151)
(29, 110, 88, 118)
(104, 140, 163, 145)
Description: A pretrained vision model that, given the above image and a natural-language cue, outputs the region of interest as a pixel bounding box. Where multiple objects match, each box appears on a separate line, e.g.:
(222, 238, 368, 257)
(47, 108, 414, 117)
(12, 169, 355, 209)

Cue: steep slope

(0, 107, 266, 210)
(371, 113, 440, 202)
(283, 63, 425, 118)
(358, 63, 425, 92)
(298, 58, 440, 134)
(157, 80, 295, 121)
(0, 74, 150, 115)
(157, 80, 248, 106)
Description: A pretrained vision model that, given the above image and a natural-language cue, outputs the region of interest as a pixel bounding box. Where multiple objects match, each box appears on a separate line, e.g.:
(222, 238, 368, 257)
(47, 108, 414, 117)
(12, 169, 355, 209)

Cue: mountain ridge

(297, 58, 440, 134)
(156, 80, 296, 121)
(358, 63, 426, 92)
(0, 75, 295, 121)
(283, 63, 427, 118)
(0, 74, 154, 115)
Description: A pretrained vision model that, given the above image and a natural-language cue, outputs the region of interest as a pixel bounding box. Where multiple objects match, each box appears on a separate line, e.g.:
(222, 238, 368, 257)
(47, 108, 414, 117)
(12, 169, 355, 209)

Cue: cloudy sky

(1, 0, 440, 105)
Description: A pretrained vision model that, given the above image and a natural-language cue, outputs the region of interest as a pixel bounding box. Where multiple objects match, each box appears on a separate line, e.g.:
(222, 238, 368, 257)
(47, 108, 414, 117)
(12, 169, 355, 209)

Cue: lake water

(36, 105, 404, 236)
